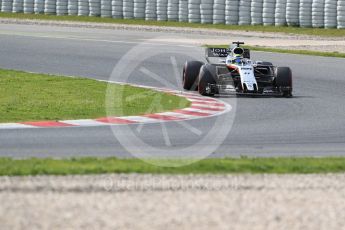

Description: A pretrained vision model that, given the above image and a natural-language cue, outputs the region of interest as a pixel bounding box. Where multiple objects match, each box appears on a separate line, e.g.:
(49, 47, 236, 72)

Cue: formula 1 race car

(182, 42, 293, 97)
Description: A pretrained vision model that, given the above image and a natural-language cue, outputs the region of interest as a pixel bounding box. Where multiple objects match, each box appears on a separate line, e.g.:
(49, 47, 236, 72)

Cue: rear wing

(205, 47, 251, 62)
(206, 48, 229, 58)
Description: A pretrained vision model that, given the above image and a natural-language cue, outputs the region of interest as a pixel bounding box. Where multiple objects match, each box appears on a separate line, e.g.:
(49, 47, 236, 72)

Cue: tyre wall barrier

(2, 0, 13, 12)
(56, 0, 68, 15)
(300, 0, 313, 28)
(213, 0, 225, 24)
(168, 0, 178, 21)
(338, 0, 345, 28)
(200, 0, 213, 24)
(312, 0, 324, 28)
(101, 0, 111, 17)
(188, 0, 200, 23)
(275, 0, 287, 26)
(263, 0, 276, 25)
(225, 0, 239, 25)
(90, 0, 101, 16)
(145, 0, 155, 20)
(239, 0, 251, 25)
(112, 0, 123, 18)
(34, 0, 44, 13)
(78, 0, 89, 16)
(2, 0, 345, 28)
(13, 0, 23, 13)
(178, 0, 188, 22)
(24, 0, 34, 14)
(286, 0, 300, 26)
(251, 0, 263, 25)
(45, 0, 56, 14)
(157, 0, 167, 21)
(325, 0, 337, 28)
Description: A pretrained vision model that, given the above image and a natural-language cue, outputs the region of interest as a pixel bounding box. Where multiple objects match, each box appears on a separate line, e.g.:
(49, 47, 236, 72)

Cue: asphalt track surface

(0, 23, 345, 158)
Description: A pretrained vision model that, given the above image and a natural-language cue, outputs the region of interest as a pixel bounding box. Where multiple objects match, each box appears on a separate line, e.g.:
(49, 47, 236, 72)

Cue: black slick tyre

(198, 64, 216, 96)
(275, 67, 293, 97)
(183, 61, 204, 90)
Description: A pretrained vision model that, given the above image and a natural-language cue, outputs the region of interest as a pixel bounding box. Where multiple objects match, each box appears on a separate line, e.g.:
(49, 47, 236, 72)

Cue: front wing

(208, 84, 292, 97)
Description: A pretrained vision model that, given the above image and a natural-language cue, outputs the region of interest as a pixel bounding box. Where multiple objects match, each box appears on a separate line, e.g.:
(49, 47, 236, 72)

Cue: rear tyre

(183, 61, 204, 90)
(198, 64, 216, 96)
(275, 67, 293, 97)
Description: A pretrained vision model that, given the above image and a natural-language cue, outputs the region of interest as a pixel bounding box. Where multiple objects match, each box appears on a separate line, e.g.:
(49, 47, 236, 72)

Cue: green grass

(0, 69, 190, 123)
(247, 45, 345, 58)
(206, 44, 345, 58)
(1, 12, 345, 37)
(1, 157, 345, 176)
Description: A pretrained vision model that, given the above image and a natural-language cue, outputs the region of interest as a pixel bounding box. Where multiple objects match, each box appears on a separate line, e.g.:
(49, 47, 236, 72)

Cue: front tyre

(198, 64, 216, 96)
(183, 61, 204, 90)
(275, 67, 293, 97)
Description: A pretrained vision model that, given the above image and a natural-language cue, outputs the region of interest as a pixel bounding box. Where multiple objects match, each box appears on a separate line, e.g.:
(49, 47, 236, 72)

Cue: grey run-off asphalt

(0, 23, 345, 158)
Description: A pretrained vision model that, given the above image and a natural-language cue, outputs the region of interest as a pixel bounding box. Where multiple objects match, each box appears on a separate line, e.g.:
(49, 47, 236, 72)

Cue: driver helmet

(232, 47, 244, 64)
